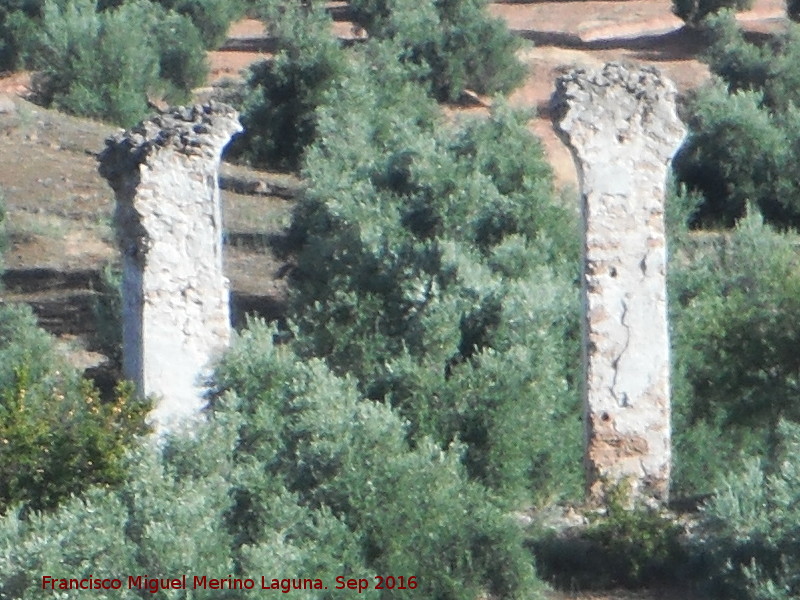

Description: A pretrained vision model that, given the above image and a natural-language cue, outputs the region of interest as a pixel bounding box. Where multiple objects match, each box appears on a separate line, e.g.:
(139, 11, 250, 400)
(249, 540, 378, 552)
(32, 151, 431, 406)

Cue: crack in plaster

(610, 297, 631, 408)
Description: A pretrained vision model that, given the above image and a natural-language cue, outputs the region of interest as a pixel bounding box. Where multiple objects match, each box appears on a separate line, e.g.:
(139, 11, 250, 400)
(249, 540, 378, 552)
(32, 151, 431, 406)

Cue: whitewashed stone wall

(553, 63, 686, 505)
(98, 103, 242, 432)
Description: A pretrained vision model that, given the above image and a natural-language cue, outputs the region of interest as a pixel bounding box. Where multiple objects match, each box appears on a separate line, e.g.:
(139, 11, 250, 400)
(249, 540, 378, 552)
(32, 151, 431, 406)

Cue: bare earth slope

(0, 98, 295, 345)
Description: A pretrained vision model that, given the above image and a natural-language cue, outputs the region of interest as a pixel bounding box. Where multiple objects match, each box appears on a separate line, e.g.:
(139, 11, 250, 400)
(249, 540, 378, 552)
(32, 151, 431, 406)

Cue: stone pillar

(98, 103, 242, 431)
(552, 63, 686, 505)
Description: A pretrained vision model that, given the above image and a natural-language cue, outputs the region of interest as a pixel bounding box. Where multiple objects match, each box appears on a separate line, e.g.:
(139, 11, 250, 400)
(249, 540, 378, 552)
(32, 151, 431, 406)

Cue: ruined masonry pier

(553, 63, 686, 505)
(99, 103, 242, 431)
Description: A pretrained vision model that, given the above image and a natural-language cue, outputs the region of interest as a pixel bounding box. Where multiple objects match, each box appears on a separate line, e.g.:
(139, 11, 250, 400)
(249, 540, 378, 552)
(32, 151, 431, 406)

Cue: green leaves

(676, 16, 800, 227)
(161, 0, 246, 49)
(675, 83, 789, 226)
(672, 17, 800, 506)
(20, 0, 208, 126)
(214, 321, 542, 600)
(278, 46, 582, 506)
(0, 304, 150, 514)
(233, 0, 526, 169)
(669, 207, 800, 495)
(349, 0, 525, 101)
(230, 2, 349, 170)
(701, 422, 800, 599)
(672, 0, 753, 26)
(0, 316, 545, 599)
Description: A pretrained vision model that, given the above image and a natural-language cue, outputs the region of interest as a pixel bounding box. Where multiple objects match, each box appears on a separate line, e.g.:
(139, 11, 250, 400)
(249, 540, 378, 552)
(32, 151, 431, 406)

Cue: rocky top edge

(97, 102, 242, 186)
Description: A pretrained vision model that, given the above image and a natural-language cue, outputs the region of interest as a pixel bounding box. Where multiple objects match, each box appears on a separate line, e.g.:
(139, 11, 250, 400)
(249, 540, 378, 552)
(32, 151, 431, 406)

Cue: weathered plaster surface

(99, 103, 242, 432)
(552, 63, 686, 505)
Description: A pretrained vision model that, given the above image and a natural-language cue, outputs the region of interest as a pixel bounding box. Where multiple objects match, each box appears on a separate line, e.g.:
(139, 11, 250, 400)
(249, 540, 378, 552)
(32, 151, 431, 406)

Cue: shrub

(703, 13, 800, 114)
(230, 2, 349, 170)
(0, 322, 544, 600)
(154, 0, 245, 48)
(788, 0, 800, 23)
(348, 0, 526, 101)
(668, 206, 800, 495)
(99, 0, 247, 48)
(0, 428, 370, 599)
(532, 489, 687, 590)
(791, 0, 800, 21)
(0, 303, 150, 514)
(581, 490, 687, 587)
(215, 321, 544, 600)
(150, 8, 209, 99)
(673, 0, 752, 26)
(674, 15, 800, 227)
(673, 83, 799, 227)
(28, 0, 207, 126)
(283, 52, 582, 503)
(701, 421, 800, 599)
(0, 0, 49, 70)
(233, 0, 526, 169)
(701, 12, 770, 98)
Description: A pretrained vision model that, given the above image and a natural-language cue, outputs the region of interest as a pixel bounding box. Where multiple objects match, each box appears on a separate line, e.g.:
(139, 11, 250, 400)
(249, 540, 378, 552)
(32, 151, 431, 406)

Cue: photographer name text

(42, 574, 418, 594)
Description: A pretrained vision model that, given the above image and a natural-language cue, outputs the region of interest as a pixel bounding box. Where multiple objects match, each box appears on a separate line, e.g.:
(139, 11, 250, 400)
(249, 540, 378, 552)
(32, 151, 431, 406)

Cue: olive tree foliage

(673, 13, 800, 227)
(700, 421, 800, 600)
(159, 0, 245, 47)
(281, 48, 583, 503)
(3, 0, 246, 61)
(235, 0, 582, 501)
(702, 13, 800, 114)
(673, 84, 791, 227)
(668, 196, 800, 496)
(672, 0, 752, 26)
(347, 0, 526, 101)
(0, 325, 544, 600)
(668, 23, 800, 584)
(230, 2, 349, 170)
(0, 0, 52, 70)
(0, 303, 151, 515)
(232, 0, 526, 170)
(0, 196, 150, 515)
(790, 0, 800, 22)
(25, 0, 207, 126)
(97, 0, 249, 48)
